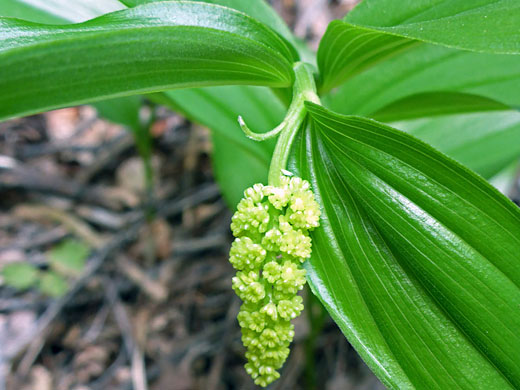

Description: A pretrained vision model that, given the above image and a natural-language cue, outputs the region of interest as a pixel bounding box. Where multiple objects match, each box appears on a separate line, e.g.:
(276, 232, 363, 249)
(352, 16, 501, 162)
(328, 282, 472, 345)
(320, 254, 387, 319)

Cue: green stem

(267, 62, 320, 186)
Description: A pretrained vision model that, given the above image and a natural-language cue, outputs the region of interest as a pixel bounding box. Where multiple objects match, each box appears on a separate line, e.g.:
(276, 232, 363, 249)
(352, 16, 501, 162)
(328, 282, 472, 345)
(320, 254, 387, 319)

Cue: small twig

(207, 298, 240, 390)
(0, 355, 7, 390)
(90, 348, 127, 390)
(18, 115, 99, 159)
(116, 255, 168, 302)
(16, 330, 48, 378)
(131, 343, 148, 390)
(4, 222, 141, 360)
(76, 205, 136, 231)
(2, 227, 68, 252)
(173, 234, 227, 255)
(105, 280, 148, 390)
(0, 158, 111, 207)
(156, 184, 220, 218)
(83, 303, 111, 343)
(76, 133, 135, 184)
(14, 204, 106, 249)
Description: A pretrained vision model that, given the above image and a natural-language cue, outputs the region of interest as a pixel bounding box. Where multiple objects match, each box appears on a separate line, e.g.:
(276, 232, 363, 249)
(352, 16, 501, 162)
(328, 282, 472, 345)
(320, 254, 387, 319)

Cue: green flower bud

(228, 176, 320, 387)
(260, 328, 280, 349)
(244, 183, 265, 203)
(238, 308, 267, 332)
(279, 228, 312, 258)
(229, 237, 267, 270)
(231, 198, 270, 236)
(278, 295, 304, 320)
(261, 227, 282, 252)
(263, 261, 281, 283)
(260, 302, 278, 321)
(264, 185, 291, 209)
(232, 271, 266, 303)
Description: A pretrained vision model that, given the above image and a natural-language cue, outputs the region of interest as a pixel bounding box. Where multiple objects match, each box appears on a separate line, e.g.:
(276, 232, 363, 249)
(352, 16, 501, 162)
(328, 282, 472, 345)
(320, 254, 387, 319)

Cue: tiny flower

(245, 282, 266, 303)
(244, 183, 265, 203)
(260, 302, 278, 321)
(255, 371, 280, 387)
(265, 184, 290, 209)
(238, 307, 267, 332)
(231, 198, 270, 236)
(260, 328, 280, 348)
(263, 347, 290, 367)
(274, 261, 306, 295)
(262, 227, 282, 251)
(279, 228, 312, 258)
(232, 271, 265, 302)
(229, 237, 267, 270)
(277, 295, 304, 320)
(262, 261, 281, 283)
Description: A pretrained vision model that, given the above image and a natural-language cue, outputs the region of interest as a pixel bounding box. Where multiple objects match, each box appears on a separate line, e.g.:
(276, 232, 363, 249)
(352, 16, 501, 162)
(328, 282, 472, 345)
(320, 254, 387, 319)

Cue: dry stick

(14, 205, 106, 249)
(76, 133, 135, 184)
(0, 358, 6, 390)
(0, 157, 112, 208)
(116, 255, 168, 302)
(90, 348, 127, 390)
(16, 331, 48, 378)
(206, 298, 240, 390)
(5, 184, 220, 361)
(105, 280, 148, 390)
(18, 114, 99, 159)
(83, 302, 111, 343)
(3, 226, 67, 252)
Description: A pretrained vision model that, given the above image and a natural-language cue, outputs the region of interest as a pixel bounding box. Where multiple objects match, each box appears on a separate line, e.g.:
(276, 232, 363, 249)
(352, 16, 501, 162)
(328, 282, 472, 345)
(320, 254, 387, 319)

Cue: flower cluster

(229, 176, 320, 387)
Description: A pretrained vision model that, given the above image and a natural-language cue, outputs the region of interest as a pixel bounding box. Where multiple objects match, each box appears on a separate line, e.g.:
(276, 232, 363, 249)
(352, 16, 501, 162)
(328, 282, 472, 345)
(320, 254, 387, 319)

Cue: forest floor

(0, 1, 386, 389)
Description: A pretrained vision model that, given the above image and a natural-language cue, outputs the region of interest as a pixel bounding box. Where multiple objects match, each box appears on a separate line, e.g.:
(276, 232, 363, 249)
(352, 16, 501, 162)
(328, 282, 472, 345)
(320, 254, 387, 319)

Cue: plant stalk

(267, 62, 320, 186)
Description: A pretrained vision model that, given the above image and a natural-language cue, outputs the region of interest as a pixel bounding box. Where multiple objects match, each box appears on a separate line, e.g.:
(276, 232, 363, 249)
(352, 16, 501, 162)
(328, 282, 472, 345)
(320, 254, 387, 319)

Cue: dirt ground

(0, 1, 386, 389)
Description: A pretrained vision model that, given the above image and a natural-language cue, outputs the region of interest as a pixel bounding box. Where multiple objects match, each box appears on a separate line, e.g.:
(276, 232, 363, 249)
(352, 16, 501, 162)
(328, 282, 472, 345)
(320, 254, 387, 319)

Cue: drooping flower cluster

(229, 176, 320, 387)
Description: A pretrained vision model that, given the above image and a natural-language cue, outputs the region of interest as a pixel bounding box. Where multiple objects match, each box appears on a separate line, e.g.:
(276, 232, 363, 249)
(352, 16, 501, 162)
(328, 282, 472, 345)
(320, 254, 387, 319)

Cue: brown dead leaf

(45, 108, 80, 140)
(149, 218, 172, 259)
(74, 345, 109, 383)
(26, 365, 53, 390)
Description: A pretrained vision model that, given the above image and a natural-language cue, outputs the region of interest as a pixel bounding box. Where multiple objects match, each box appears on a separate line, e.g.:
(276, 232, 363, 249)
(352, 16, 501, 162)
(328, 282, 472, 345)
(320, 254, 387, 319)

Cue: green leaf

(47, 239, 90, 277)
(0, 1, 297, 121)
(346, 0, 520, 54)
(291, 103, 520, 389)
(0, 0, 151, 138)
(118, 0, 303, 54)
(317, 21, 418, 92)
(121, 0, 316, 81)
(323, 44, 520, 180)
(0, 0, 123, 24)
(371, 91, 510, 122)
(1, 263, 40, 290)
(93, 96, 142, 131)
(39, 271, 68, 297)
(392, 110, 520, 179)
(155, 86, 284, 207)
(325, 44, 520, 117)
(318, 0, 520, 91)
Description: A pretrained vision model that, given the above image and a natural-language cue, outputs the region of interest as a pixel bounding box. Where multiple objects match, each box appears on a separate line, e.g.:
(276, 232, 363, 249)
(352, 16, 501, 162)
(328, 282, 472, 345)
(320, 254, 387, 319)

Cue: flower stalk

(231, 61, 321, 387)
(238, 62, 320, 186)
